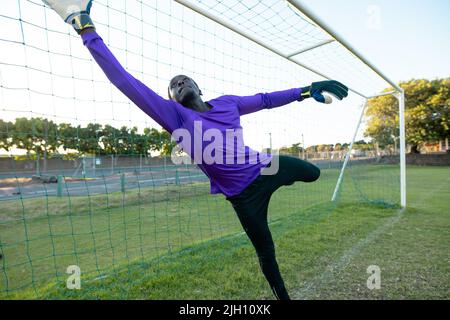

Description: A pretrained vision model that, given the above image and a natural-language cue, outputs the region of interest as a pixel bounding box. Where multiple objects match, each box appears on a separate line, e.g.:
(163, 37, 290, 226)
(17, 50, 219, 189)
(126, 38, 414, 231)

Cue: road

(0, 158, 377, 200)
(0, 169, 208, 200)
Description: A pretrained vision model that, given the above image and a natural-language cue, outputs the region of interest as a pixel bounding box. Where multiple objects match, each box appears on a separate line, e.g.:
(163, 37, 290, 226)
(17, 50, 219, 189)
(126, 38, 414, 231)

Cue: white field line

(293, 207, 405, 300)
(294, 176, 450, 300)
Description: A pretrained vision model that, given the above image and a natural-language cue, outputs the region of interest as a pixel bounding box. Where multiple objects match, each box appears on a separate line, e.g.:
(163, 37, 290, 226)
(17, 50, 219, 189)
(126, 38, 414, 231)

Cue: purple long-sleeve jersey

(82, 31, 303, 197)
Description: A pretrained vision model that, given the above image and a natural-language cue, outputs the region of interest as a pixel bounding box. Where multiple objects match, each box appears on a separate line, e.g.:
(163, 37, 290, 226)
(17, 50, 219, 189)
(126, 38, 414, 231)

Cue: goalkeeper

(43, 0, 349, 300)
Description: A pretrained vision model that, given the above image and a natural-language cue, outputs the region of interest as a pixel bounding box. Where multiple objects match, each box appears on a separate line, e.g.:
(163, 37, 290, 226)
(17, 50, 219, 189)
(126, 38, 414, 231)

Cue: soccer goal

(0, 0, 405, 298)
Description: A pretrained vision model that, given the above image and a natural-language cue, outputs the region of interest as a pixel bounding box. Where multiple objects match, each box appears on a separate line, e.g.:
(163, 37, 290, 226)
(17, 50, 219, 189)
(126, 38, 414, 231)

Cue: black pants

(226, 155, 321, 300)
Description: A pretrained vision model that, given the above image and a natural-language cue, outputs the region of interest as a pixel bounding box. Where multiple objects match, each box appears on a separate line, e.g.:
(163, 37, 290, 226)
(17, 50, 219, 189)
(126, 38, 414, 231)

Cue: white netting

(0, 0, 401, 298)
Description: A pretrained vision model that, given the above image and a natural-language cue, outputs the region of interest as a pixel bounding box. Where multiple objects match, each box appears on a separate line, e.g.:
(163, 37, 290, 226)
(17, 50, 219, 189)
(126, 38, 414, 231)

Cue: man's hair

(168, 77, 202, 100)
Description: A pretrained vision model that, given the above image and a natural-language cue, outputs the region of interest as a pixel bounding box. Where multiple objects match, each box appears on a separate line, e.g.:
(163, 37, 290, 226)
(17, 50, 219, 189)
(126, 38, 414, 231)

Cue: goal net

(0, 0, 405, 298)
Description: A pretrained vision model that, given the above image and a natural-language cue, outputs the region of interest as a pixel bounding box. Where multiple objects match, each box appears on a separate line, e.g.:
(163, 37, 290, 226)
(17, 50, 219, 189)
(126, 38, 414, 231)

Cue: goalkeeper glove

(300, 80, 349, 104)
(42, 0, 95, 34)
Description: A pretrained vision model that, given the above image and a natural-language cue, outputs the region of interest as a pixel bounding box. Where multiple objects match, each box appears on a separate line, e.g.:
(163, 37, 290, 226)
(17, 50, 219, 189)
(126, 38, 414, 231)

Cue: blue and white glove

(42, 0, 94, 34)
(300, 80, 349, 104)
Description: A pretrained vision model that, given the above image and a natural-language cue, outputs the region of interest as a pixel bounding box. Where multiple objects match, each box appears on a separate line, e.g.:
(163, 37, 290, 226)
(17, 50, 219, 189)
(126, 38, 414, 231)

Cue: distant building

(350, 149, 364, 158)
(421, 138, 449, 153)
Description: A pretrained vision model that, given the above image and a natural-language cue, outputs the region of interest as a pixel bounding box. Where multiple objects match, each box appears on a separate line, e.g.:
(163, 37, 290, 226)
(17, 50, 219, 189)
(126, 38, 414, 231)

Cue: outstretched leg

(227, 156, 320, 300)
(229, 194, 290, 300)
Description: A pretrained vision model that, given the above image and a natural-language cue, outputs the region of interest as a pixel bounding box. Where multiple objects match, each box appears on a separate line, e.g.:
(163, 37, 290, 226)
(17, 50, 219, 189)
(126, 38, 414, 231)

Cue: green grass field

(0, 165, 448, 299)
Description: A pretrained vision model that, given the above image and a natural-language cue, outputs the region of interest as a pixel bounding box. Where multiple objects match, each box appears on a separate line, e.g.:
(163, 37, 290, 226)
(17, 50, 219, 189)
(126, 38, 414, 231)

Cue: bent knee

(307, 165, 321, 182)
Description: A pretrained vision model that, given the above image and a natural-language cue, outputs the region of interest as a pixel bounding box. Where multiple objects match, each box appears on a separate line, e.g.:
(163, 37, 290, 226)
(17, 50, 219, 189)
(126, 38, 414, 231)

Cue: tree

(78, 123, 102, 155)
(279, 143, 304, 155)
(405, 79, 450, 152)
(113, 126, 147, 155)
(317, 144, 334, 152)
(11, 118, 58, 159)
(353, 140, 374, 151)
(132, 129, 150, 156)
(59, 123, 102, 155)
(365, 78, 450, 153)
(0, 119, 13, 152)
(11, 118, 35, 157)
(306, 145, 318, 153)
(33, 118, 59, 172)
(365, 94, 398, 149)
(115, 126, 131, 155)
(99, 124, 120, 154)
(59, 123, 79, 152)
(143, 128, 175, 156)
(160, 130, 176, 156)
(144, 127, 163, 152)
(7, 118, 179, 157)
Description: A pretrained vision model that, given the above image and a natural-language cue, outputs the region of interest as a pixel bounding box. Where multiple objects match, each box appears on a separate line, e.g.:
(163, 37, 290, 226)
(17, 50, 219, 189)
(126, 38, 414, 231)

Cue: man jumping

(43, 0, 349, 300)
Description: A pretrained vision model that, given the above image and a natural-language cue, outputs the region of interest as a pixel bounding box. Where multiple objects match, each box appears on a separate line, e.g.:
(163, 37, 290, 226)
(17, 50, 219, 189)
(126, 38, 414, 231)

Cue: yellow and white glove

(42, 0, 95, 34)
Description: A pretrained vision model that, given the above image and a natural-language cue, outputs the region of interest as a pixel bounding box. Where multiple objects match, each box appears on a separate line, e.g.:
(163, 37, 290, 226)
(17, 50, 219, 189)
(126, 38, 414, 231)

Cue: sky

(0, 0, 449, 155)
(302, 0, 450, 82)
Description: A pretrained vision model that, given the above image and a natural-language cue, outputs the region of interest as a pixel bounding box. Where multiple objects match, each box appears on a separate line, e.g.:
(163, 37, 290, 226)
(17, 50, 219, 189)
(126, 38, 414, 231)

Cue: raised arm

(236, 80, 349, 116)
(81, 30, 185, 132)
(42, 0, 186, 133)
(236, 88, 303, 116)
